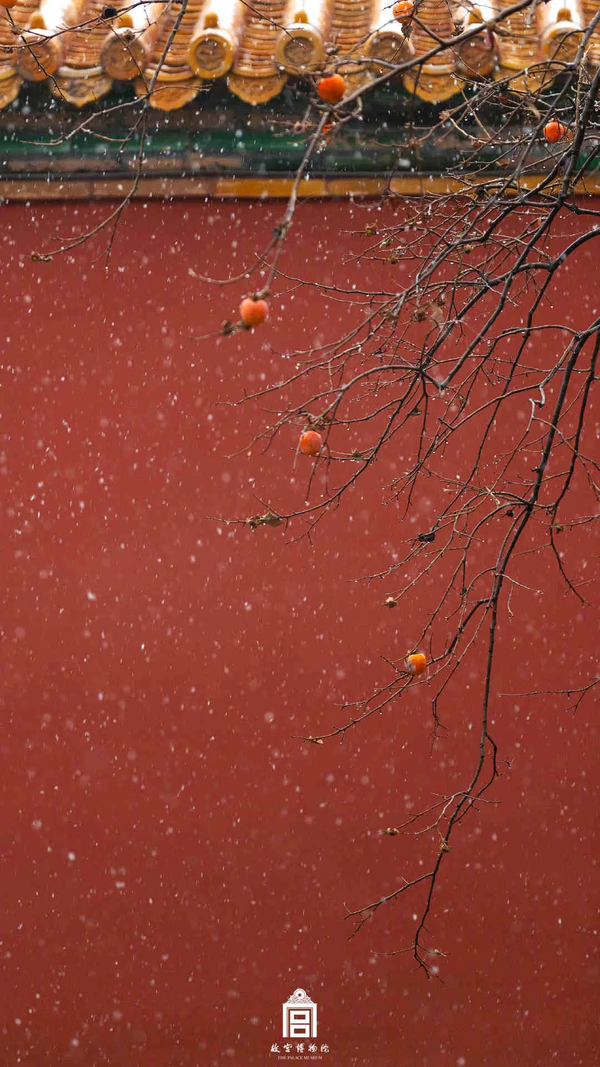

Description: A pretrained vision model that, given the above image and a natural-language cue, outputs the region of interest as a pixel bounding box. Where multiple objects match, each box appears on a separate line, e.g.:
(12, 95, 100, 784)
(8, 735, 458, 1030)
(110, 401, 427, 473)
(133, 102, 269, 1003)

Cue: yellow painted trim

(1, 174, 600, 200)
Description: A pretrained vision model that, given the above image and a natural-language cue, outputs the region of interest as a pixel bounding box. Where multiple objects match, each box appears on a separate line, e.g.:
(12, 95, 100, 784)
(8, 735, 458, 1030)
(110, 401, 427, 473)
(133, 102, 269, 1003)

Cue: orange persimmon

(299, 430, 323, 457)
(543, 120, 568, 144)
(393, 1, 414, 20)
(0, 0, 20, 8)
(406, 652, 427, 676)
(240, 297, 268, 327)
(317, 74, 345, 105)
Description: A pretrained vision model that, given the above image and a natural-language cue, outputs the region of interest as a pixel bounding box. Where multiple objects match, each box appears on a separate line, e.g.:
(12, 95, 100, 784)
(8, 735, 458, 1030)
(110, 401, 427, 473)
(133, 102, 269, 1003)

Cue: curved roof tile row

(0, 0, 598, 111)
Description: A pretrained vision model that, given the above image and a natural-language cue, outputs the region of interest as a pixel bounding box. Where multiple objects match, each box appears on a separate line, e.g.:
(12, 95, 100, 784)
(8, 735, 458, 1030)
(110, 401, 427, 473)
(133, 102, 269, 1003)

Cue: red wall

(0, 199, 598, 1066)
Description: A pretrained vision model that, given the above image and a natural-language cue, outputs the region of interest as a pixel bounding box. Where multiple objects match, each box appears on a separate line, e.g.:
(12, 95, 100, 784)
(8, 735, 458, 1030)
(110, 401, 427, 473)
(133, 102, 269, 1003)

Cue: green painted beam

(1, 78, 597, 183)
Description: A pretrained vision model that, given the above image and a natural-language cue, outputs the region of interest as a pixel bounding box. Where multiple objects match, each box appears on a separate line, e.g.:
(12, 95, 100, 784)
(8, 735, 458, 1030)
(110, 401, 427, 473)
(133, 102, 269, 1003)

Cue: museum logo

(269, 988, 330, 1060)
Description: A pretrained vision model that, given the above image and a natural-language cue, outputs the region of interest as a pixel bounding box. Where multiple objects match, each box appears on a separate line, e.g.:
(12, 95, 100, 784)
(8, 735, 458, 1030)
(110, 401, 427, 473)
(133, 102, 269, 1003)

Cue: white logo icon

(282, 988, 318, 1039)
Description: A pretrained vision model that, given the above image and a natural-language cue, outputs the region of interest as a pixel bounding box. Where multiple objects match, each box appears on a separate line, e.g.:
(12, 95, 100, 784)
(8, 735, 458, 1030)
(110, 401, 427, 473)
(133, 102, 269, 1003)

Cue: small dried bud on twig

(384, 595, 398, 608)
(310, 413, 334, 431)
(30, 252, 53, 263)
(381, 827, 400, 836)
(245, 511, 284, 531)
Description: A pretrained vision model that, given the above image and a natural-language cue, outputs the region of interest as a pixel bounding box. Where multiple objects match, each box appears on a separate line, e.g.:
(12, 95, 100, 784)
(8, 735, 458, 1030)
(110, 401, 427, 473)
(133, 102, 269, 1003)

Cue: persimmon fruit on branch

(240, 296, 269, 328)
(406, 654, 428, 677)
(299, 431, 323, 458)
(392, 1, 415, 21)
(317, 74, 346, 105)
(543, 120, 569, 142)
